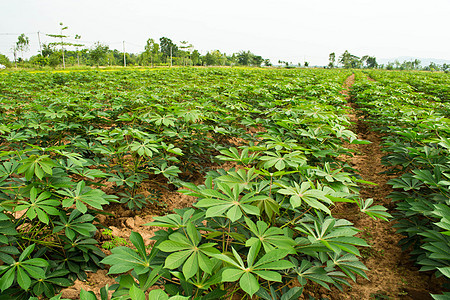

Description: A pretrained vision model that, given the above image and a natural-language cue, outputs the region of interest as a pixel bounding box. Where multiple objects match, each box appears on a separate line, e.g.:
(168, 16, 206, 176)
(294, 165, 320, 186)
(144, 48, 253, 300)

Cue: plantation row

(0, 67, 447, 299)
(366, 70, 450, 102)
(351, 71, 450, 299)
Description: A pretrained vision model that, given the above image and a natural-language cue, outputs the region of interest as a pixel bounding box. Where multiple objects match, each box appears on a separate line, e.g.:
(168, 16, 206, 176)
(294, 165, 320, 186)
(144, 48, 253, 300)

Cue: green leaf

(80, 289, 97, 300)
(0, 268, 15, 292)
(16, 267, 31, 291)
(164, 250, 192, 269)
(148, 289, 169, 300)
(129, 284, 146, 300)
(222, 268, 244, 282)
(239, 272, 259, 296)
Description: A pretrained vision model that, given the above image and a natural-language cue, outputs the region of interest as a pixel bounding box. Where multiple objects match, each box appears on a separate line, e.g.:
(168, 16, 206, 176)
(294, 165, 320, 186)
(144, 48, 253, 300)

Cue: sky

(1, 0, 450, 66)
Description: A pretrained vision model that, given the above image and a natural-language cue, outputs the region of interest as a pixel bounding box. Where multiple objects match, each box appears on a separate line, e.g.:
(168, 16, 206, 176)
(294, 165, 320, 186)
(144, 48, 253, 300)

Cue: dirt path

(305, 74, 441, 300)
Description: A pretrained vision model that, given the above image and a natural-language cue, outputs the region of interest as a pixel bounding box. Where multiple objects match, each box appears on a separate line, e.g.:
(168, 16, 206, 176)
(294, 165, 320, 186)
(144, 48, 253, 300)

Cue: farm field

(0, 68, 449, 300)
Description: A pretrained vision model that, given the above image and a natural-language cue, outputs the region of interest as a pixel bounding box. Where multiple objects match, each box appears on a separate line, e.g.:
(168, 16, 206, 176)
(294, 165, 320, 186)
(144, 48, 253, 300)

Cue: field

(0, 68, 449, 300)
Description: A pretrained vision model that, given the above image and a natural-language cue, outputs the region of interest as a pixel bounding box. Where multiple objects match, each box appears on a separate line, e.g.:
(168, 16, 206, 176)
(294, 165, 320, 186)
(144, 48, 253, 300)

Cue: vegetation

(0, 67, 448, 299)
(351, 70, 450, 299)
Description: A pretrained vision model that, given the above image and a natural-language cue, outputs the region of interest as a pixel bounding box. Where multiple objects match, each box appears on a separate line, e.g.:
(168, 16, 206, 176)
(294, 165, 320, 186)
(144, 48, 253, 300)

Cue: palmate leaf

(58, 181, 111, 213)
(259, 150, 306, 171)
(157, 222, 219, 279)
(357, 198, 392, 221)
(244, 217, 296, 253)
(216, 147, 259, 165)
(294, 259, 335, 289)
(277, 182, 333, 214)
(215, 248, 294, 297)
(15, 187, 60, 224)
(53, 210, 96, 240)
(0, 244, 48, 291)
(101, 232, 158, 275)
(329, 252, 369, 282)
(217, 167, 259, 190)
(31, 269, 73, 298)
(129, 139, 160, 157)
(145, 208, 203, 229)
(18, 154, 57, 180)
(296, 214, 369, 256)
(195, 183, 261, 222)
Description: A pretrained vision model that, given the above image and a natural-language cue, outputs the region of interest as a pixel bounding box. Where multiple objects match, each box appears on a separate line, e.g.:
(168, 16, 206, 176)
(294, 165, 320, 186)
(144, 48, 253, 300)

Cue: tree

(74, 35, 83, 66)
(16, 34, 29, 60)
(0, 53, 11, 67)
(237, 51, 250, 65)
(252, 55, 263, 67)
(159, 37, 178, 64)
(442, 63, 449, 73)
(41, 44, 54, 57)
(47, 23, 82, 68)
(191, 50, 201, 66)
(263, 59, 272, 67)
(361, 55, 377, 68)
(47, 23, 69, 68)
(328, 52, 335, 68)
(89, 42, 109, 66)
(179, 41, 193, 66)
(412, 59, 421, 70)
(339, 50, 360, 68)
(428, 62, 440, 72)
(304, 61, 309, 67)
(144, 38, 160, 67)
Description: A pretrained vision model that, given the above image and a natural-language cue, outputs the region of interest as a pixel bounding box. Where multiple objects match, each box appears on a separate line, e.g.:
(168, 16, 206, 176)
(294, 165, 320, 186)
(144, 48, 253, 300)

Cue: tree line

(0, 27, 271, 69)
(328, 50, 449, 72)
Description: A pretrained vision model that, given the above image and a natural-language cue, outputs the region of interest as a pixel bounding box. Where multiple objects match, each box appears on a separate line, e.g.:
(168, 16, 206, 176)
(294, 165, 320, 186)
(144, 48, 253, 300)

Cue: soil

(61, 74, 444, 299)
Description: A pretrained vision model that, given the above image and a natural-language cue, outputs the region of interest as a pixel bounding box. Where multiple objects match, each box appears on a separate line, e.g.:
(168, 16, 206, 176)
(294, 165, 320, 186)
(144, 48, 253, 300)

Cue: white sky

(1, 0, 449, 66)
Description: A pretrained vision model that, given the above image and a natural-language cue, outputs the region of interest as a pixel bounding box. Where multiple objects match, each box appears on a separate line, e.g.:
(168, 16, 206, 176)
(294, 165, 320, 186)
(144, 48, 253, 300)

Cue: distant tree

(412, 59, 421, 70)
(442, 63, 449, 73)
(339, 50, 360, 68)
(16, 33, 29, 60)
(41, 44, 54, 57)
(74, 34, 83, 66)
(159, 37, 178, 63)
(90, 42, 109, 66)
(361, 55, 377, 68)
(328, 52, 335, 68)
(179, 41, 194, 66)
(237, 51, 251, 65)
(0, 53, 11, 67)
(203, 51, 219, 66)
(144, 38, 160, 66)
(252, 55, 263, 67)
(47, 23, 82, 68)
(47, 23, 69, 68)
(428, 62, 440, 71)
(304, 61, 309, 67)
(263, 59, 272, 67)
(191, 50, 201, 66)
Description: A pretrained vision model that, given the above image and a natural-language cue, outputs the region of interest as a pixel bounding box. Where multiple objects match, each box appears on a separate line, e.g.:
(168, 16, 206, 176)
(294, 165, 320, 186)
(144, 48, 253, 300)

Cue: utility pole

(60, 24, 66, 69)
(37, 31, 42, 55)
(123, 41, 126, 67)
(13, 46, 17, 68)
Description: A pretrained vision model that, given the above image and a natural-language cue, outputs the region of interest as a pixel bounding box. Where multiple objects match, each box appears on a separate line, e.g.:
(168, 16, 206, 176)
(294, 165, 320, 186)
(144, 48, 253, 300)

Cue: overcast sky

(1, 0, 449, 66)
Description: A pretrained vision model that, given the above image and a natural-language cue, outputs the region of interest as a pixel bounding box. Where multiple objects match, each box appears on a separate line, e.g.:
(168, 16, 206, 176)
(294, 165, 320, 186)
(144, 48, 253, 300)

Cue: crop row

(366, 70, 450, 102)
(351, 71, 450, 299)
(0, 68, 388, 299)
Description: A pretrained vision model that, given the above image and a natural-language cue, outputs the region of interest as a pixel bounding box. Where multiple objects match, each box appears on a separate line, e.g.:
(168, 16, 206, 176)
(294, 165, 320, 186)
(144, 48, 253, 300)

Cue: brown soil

(62, 74, 443, 299)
